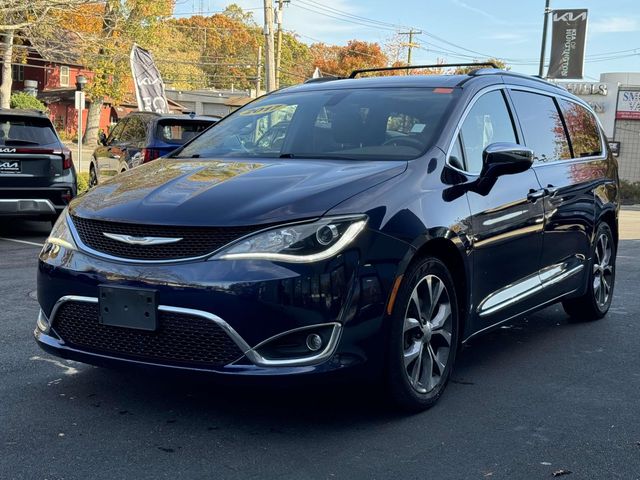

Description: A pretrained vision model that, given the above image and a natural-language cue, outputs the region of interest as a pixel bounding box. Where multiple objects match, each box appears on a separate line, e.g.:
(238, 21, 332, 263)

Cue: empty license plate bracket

(98, 285, 158, 331)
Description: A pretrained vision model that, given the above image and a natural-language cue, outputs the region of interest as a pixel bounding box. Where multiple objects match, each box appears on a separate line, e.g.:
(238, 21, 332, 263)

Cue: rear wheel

(387, 257, 459, 412)
(562, 222, 616, 321)
(89, 164, 98, 188)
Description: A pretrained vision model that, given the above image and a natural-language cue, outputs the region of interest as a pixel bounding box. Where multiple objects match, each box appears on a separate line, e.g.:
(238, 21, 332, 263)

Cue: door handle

(527, 188, 545, 202)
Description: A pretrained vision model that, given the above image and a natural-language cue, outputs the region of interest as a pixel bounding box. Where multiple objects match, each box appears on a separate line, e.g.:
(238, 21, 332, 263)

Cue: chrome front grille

(71, 215, 263, 261)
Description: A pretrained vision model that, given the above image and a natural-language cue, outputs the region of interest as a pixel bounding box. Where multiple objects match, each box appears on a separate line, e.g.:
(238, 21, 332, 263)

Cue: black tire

(562, 222, 616, 321)
(387, 256, 460, 412)
(89, 164, 98, 188)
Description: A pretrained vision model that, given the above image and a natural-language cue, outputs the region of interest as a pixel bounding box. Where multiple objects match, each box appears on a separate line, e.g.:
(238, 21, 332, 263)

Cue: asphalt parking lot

(1, 212, 639, 480)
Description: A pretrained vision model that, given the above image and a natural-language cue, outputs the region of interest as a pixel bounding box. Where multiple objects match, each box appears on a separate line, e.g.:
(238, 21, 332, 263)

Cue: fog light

(305, 333, 323, 352)
(36, 309, 50, 333)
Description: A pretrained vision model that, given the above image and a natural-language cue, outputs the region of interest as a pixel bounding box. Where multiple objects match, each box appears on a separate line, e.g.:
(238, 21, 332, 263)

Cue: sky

(173, 0, 640, 80)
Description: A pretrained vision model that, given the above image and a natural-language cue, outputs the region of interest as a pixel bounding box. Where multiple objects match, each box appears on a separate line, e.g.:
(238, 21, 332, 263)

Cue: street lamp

(75, 75, 88, 173)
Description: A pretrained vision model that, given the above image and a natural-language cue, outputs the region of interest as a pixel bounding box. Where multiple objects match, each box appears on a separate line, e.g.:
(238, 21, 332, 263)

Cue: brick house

(6, 35, 116, 138)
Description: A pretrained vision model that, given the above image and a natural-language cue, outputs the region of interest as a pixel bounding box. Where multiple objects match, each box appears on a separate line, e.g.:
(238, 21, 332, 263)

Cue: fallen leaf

(552, 470, 572, 477)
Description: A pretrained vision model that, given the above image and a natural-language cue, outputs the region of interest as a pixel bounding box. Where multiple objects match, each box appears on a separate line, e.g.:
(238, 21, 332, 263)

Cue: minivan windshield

(174, 87, 460, 160)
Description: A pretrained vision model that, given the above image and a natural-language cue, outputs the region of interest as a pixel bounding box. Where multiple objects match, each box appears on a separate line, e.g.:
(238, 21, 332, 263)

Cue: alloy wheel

(593, 232, 613, 308)
(403, 274, 453, 394)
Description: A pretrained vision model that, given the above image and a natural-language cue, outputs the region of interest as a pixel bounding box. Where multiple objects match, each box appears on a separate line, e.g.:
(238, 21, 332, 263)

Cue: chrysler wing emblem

(102, 232, 183, 245)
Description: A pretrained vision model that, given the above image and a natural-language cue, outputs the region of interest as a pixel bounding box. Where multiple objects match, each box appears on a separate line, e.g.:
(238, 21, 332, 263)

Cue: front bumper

(36, 228, 410, 376)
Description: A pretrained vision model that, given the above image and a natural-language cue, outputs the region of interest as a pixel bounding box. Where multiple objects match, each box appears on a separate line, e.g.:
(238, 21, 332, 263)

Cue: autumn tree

(52, 0, 175, 145)
(453, 58, 509, 74)
(310, 40, 387, 78)
(0, 0, 95, 108)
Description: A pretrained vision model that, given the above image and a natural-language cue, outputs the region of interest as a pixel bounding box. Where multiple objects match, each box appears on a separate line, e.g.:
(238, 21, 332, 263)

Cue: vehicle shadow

(47, 303, 587, 429)
(0, 217, 51, 237)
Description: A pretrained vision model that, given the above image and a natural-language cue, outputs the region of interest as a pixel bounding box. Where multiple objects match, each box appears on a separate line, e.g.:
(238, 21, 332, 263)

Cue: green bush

(620, 180, 640, 205)
(77, 172, 90, 195)
(9, 92, 47, 111)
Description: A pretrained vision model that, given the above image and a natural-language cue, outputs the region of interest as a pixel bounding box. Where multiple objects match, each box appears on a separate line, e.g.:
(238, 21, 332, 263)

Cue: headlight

(41, 209, 77, 254)
(214, 216, 367, 263)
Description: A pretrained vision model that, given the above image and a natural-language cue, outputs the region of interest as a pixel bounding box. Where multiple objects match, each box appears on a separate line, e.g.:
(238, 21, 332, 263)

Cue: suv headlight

(42, 210, 77, 254)
(214, 216, 367, 263)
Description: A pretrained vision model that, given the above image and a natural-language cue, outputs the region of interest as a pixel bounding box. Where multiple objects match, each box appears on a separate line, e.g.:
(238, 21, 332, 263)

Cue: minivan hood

(71, 158, 407, 226)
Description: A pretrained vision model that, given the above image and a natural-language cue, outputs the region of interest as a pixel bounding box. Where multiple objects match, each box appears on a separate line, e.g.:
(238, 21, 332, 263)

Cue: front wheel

(387, 257, 460, 412)
(562, 222, 616, 321)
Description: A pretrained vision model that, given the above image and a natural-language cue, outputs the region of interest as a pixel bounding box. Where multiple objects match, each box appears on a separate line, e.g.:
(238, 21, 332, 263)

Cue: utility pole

(263, 0, 276, 92)
(399, 29, 422, 72)
(538, 0, 551, 77)
(275, 0, 289, 89)
(255, 46, 262, 96)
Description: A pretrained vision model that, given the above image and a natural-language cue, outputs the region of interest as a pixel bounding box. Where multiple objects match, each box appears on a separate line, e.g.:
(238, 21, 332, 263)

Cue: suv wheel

(562, 222, 616, 321)
(89, 164, 98, 187)
(388, 257, 459, 411)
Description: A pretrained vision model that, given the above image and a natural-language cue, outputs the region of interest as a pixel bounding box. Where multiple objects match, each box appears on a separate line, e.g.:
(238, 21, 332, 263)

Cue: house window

(12, 65, 24, 82)
(59, 66, 70, 87)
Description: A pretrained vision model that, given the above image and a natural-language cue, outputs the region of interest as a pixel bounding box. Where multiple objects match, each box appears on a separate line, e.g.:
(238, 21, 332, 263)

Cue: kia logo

(0, 148, 17, 153)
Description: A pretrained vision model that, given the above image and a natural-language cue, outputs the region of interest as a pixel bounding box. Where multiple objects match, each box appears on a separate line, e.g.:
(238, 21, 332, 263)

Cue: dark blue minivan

(89, 112, 218, 187)
(36, 66, 619, 410)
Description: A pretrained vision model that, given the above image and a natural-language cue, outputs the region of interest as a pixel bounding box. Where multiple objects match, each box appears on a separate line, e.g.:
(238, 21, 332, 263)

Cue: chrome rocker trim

(44, 296, 341, 368)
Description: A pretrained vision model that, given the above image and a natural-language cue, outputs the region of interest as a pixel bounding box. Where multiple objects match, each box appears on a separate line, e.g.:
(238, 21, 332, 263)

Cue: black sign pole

(538, 0, 551, 78)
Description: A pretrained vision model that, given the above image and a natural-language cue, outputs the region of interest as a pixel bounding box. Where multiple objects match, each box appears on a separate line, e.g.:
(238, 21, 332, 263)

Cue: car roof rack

(349, 62, 500, 78)
(303, 77, 344, 84)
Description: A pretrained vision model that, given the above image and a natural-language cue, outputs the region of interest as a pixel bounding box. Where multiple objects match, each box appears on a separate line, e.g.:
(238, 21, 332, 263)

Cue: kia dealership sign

(547, 9, 588, 80)
(616, 91, 640, 120)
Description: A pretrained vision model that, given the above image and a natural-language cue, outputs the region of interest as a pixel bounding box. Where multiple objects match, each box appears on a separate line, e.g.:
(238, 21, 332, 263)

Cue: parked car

(0, 108, 76, 220)
(36, 66, 619, 411)
(89, 112, 218, 187)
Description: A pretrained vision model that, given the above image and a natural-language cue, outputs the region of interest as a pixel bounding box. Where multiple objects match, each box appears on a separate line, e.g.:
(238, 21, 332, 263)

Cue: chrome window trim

(46, 295, 341, 368)
(444, 83, 608, 176)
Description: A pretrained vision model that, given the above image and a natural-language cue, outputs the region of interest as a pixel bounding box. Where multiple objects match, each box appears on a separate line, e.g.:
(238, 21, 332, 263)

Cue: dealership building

(557, 72, 640, 182)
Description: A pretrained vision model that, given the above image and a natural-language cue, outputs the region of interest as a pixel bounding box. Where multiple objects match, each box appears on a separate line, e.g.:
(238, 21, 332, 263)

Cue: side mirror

(98, 131, 108, 146)
(480, 142, 534, 178)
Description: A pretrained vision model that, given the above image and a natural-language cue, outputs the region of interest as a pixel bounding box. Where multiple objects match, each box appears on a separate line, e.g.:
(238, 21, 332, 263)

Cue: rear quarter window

(0, 116, 58, 147)
(558, 99, 603, 158)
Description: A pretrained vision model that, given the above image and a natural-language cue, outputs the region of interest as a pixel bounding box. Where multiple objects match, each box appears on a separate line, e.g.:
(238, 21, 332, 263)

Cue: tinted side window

(120, 116, 148, 144)
(558, 99, 602, 158)
(510, 90, 570, 163)
(459, 90, 517, 172)
(107, 119, 127, 144)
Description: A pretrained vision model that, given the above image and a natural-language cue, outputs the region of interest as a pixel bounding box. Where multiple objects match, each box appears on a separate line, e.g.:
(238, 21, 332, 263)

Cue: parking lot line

(0, 237, 44, 248)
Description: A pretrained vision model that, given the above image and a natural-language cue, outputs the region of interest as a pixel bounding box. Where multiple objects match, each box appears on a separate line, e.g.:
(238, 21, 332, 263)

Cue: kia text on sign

(547, 9, 588, 80)
(130, 45, 169, 114)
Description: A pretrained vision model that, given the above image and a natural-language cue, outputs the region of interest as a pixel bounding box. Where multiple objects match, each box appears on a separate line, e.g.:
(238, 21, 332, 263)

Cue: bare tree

(0, 0, 95, 108)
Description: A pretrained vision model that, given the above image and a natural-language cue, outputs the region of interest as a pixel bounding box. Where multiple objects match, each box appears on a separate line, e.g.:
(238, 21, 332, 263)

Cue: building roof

(26, 31, 84, 66)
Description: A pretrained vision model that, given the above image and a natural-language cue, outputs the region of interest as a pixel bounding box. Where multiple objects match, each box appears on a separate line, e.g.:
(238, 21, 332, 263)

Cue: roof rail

(483, 70, 565, 90)
(303, 77, 344, 84)
(349, 62, 499, 78)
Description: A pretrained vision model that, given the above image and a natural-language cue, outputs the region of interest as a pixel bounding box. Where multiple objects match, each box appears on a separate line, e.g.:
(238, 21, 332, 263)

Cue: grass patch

(77, 172, 90, 195)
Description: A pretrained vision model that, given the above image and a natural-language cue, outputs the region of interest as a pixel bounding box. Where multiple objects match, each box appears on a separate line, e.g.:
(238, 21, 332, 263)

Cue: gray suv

(0, 109, 76, 220)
